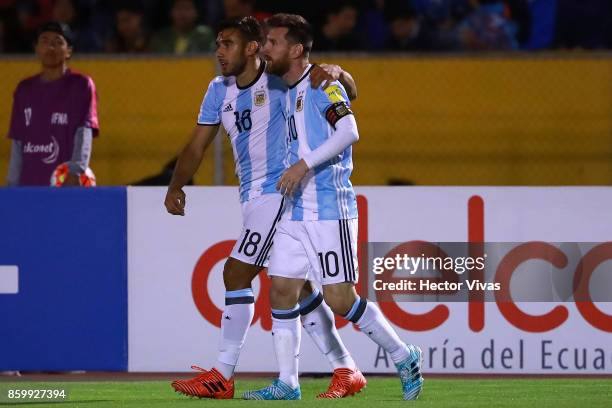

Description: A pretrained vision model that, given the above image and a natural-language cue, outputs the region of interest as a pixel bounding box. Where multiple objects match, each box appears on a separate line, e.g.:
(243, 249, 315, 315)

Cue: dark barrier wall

(0, 188, 128, 371)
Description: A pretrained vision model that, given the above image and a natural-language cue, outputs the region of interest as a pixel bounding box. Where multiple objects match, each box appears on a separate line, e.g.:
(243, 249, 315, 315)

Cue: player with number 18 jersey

(198, 61, 287, 266)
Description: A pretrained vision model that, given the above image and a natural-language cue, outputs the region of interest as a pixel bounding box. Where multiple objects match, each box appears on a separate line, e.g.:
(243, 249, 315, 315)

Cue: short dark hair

(216, 16, 264, 46)
(265, 13, 313, 56)
(37, 22, 74, 46)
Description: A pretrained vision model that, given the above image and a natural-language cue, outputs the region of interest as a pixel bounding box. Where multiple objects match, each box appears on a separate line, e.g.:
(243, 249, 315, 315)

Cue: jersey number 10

(288, 115, 298, 141)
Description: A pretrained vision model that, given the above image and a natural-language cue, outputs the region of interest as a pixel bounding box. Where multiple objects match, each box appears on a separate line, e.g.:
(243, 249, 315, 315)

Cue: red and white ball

(50, 162, 96, 187)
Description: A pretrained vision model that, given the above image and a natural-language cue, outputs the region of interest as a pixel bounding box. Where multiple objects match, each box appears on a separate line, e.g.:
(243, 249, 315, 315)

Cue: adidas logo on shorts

(223, 104, 234, 112)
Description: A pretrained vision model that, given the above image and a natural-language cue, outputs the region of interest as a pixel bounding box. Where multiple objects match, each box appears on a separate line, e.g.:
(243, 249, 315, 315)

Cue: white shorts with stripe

(267, 217, 359, 285)
(229, 193, 285, 268)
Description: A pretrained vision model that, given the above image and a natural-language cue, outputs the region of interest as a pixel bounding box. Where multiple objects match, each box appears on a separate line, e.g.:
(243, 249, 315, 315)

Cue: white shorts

(229, 193, 285, 268)
(268, 217, 359, 285)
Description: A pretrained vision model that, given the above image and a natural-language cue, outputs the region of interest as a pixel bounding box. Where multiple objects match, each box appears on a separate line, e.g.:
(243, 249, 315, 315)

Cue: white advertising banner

(128, 187, 612, 374)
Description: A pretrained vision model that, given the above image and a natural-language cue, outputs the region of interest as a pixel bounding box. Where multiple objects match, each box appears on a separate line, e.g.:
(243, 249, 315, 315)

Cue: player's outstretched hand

(277, 159, 309, 197)
(310, 64, 342, 90)
(165, 187, 186, 216)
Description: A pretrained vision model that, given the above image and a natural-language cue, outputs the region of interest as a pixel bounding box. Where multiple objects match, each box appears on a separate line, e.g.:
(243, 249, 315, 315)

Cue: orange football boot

(171, 366, 234, 399)
(317, 368, 367, 398)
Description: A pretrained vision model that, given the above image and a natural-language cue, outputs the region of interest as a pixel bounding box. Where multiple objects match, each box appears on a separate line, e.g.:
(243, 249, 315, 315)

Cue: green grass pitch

(1, 378, 610, 408)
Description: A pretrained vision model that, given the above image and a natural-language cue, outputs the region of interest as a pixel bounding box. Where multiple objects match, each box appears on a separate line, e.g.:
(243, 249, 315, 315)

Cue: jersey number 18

(234, 109, 252, 133)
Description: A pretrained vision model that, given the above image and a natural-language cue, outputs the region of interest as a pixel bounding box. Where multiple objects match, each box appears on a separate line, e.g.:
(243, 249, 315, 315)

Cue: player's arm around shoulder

(314, 80, 357, 135)
(310, 64, 357, 101)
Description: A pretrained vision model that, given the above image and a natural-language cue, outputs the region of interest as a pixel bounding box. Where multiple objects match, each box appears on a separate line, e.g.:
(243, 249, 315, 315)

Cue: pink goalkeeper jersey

(7, 69, 99, 186)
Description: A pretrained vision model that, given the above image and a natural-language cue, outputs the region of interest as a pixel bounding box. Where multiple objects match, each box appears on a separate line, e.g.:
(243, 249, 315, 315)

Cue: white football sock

(214, 288, 255, 379)
(345, 297, 409, 364)
(272, 306, 301, 388)
(300, 289, 356, 370)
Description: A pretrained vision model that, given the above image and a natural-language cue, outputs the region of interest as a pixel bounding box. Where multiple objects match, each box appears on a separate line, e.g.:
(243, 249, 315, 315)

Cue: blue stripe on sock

(272, 305, 300, 319)
(271, 305, 299, 315)
(226, 288, 254, 298)
(344, 297, 361, 321)
(298, 288, 320, 309)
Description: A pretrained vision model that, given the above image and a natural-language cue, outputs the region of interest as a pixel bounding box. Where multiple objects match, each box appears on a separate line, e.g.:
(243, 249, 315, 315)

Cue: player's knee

(269, 278, 301, 308)
(223, 258, 259, 291)
(270, 282, 296, 300)
(322, 293, 353, 316)
(323, 284, 358, 315)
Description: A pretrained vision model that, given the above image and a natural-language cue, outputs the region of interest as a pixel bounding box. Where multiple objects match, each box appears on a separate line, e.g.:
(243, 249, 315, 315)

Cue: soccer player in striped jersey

(164, 17, 363, 400)
(243, 14, 424, 401)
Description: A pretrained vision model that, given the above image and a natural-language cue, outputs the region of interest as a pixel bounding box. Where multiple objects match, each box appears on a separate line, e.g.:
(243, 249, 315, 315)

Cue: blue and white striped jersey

(284, 65, 358, 221)
(197, 63, 288, 202)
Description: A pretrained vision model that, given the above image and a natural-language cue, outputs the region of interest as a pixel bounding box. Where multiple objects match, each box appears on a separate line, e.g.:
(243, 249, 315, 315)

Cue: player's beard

(265, 54, 290, 77)
(224, 55, 247, 77)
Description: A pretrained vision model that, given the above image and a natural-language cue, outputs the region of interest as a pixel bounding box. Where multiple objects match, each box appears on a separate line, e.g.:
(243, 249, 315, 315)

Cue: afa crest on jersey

(296, 95, 304, 112)
(254, 90, 266, 106)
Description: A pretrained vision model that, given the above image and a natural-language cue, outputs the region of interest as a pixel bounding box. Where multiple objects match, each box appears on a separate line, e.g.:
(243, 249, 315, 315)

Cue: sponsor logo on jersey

(23, 136, 60, 164)
(223, 103, 234, 112)
(254, 90, 266, 106)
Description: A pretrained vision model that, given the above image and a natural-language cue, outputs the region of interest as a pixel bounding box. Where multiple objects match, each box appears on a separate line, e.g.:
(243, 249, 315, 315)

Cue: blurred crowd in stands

(0, 0, 611, 54)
